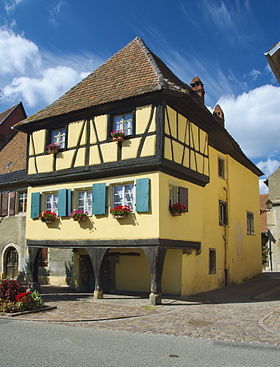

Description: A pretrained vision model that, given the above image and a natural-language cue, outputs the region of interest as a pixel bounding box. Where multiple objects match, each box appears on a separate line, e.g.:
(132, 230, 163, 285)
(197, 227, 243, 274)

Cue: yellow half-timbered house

(16, 38, 262, 304)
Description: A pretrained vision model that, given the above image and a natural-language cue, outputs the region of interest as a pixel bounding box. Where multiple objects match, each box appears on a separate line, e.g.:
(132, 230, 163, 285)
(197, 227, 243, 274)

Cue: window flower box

(111, 130, 125, 142)
(46, 143, 60, 154)
(169, 203, 187, 216)
(39, 211, 58, 223)
(111, 205, 131, 219)
(70, 210, 88, 222)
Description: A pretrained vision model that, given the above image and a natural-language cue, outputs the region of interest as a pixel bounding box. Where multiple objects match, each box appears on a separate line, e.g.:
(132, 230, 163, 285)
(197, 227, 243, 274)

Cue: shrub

(0, 301, 21, 313)
(16, 291, 44, 311)
(0, 279, 25, 302)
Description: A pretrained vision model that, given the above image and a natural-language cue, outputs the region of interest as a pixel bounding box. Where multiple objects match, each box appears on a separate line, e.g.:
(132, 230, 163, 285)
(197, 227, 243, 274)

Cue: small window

(169, 186, 188, 211)
(218, 157, 225, 178)
(112, 112, 133, 136)
(209, 248, 216, 274)
(247, 212, 254, 235)
(219, 201, 227, 226)
(51, 127, 66, 149)
(18, 191, 27, 213)
(45, 193, 58, 214)
(113, 183, 134, 211)
(77, 190, 92, 213)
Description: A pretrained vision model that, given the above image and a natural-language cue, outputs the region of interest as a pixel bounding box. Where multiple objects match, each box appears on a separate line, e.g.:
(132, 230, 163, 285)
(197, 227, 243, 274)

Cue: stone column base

(149, 292, 161, 305)
(93, 290, 103, 299)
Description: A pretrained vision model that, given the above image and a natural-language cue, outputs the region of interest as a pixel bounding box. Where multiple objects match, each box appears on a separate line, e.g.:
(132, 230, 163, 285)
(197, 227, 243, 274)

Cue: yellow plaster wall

(29, 130, 46, 155)
(55, 150, 75, 170)
(122, 138, 141, 160)
(89, 145, 101, 165)
(68, 121, 87, 148)
(26, 172, 160, 242)
(94, 115, 108, 143)
(141, 135, 156, 157)
(162, 249, 182, 294)
(74, 147, 86, 167)
(164, 106, 209, 177)
(115, 249, 150, 292)
(136, 105, 156, 134)
(101, 141, 118, 163)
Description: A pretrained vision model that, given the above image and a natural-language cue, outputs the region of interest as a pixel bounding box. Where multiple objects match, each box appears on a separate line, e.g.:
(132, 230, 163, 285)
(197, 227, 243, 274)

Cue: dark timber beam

(144, 247, 167, 305)
(86, 247, 108, 299)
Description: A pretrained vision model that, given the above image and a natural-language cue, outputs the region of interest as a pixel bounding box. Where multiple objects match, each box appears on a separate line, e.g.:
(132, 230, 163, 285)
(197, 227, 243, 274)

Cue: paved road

(0, 319, 279, 367)
(8, 273, 280, 345)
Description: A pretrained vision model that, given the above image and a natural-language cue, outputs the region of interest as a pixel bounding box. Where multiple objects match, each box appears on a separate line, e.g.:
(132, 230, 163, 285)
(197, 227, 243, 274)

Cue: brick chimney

(213, 104, 225, 127)
(190, 76, 205, 106)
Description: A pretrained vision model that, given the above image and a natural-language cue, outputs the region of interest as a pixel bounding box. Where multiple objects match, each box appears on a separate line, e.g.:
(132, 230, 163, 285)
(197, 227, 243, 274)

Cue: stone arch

(2, 244, 19, 279)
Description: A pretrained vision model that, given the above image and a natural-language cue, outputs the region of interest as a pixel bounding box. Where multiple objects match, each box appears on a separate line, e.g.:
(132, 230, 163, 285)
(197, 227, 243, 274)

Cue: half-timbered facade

(16, 38, 262, 304)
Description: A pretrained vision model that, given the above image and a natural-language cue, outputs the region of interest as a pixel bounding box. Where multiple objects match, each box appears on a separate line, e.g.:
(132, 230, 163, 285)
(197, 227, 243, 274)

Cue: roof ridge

(134, 37, 165, 89)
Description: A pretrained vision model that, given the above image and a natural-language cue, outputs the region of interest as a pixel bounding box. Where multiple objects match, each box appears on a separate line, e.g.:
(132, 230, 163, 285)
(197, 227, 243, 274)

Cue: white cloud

(4, 0, 23, 12)
(0, 27, 41, 74)
(246, 68, 261, 81)
(49, 1, 65, 25)
(217, 85, 280, 159)
(257, 158, 280, 178)
(259, 179, 268, 194)
(0, 27, 103, 109)
(3, 66, 85, 107)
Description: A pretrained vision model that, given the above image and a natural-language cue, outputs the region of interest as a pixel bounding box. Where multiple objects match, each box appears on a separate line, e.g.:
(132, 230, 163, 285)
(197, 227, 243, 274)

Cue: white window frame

(51, 127, 66, 149)
(17, 191, 27, 213)
(112, 112, 133, 136)
(169, 185, 179, 206)
(45, 193, 58, 214)
(112, 183, 134, 211)
(77, 190, 92, 214)
(247, 212, 254, 235)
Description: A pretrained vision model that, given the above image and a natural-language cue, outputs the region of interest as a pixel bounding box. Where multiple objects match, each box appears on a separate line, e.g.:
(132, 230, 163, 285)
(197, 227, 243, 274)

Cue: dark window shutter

(178, 187, 188, 212)
(136, 178, 150, 213)
(9, 192, 16, 216)
(31, 192, 41, 219)
(58, 189, 67, 217)
(92, 183, 106, 215)
(67, 189, 72, 216)
(1, 193, 9, 216)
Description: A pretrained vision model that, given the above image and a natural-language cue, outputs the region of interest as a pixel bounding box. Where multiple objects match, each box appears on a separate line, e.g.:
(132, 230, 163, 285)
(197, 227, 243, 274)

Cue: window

(112, 112, 133, 136)
(218, 157, 225, 178)
(169, 186, 188, 211)
(51, 127, 66, 149)
(113, 183, 134, 211)
(209, 248, 216, 274)
(219, 201, 227, 226)
(18, 191, 27, 213)
(77, 190, 92, 213)
(247, 212, 254, 235)
(45, 193, 58, 213)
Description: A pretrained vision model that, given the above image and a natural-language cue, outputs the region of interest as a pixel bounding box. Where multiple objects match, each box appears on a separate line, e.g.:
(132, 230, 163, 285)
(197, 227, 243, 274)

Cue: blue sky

(0, 0, 280, 191)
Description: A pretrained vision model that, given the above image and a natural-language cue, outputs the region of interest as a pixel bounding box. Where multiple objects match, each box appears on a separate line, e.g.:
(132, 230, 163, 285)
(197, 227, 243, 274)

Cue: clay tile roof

(260, 194, 269, 233)
(18, 37, 190, 126)
(0, 104, 18, 125)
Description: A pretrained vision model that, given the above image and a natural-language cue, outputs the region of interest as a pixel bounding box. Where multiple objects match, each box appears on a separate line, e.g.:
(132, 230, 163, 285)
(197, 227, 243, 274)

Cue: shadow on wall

(65, 261, 73, 286)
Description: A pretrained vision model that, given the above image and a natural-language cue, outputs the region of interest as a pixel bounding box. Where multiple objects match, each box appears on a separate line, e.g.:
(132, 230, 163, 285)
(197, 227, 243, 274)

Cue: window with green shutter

(136, 178, 150, 213)
(92, 183, 107, 215)
(31, 192, 41, 219)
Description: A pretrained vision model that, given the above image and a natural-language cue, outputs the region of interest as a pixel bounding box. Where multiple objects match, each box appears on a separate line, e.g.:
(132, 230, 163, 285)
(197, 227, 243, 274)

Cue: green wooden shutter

(31, 192, 41, 218)
(92, 183, 106, 215)
(67, 189, 72, 216)
(178, 187, 188, 212)
(136, 178, 150, 213)
(58, 189, 68, 217)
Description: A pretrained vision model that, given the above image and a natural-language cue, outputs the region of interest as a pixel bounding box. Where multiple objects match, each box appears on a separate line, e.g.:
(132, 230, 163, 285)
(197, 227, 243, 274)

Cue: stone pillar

(86, 248, 108, 299)
(27, 247, 40, 291)
(144, 247, 167, 305)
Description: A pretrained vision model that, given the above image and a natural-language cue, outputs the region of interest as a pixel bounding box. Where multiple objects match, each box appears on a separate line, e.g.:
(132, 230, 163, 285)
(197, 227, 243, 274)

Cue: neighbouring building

(266, 169, 280, 270)
(16, 38, 263, 304)
(265, 41, 280, 83)
(0, 102, 28, 280)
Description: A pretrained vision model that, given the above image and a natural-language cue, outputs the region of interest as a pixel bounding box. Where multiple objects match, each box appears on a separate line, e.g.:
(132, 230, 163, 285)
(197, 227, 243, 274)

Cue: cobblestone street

(5, 272, 280, 345)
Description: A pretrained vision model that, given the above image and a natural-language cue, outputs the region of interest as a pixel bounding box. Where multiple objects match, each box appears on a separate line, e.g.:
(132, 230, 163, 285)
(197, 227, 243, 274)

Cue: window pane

(113, 185, 123, 207)
(51, 128, 66, 148)
(124, 184, 134, 210)
(113, 115, 123, 132)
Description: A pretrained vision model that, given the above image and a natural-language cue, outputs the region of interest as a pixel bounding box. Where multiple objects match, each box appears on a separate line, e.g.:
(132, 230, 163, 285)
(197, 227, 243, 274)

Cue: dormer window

(112, 112, 133, 137)
(51, 127, 66, 149)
